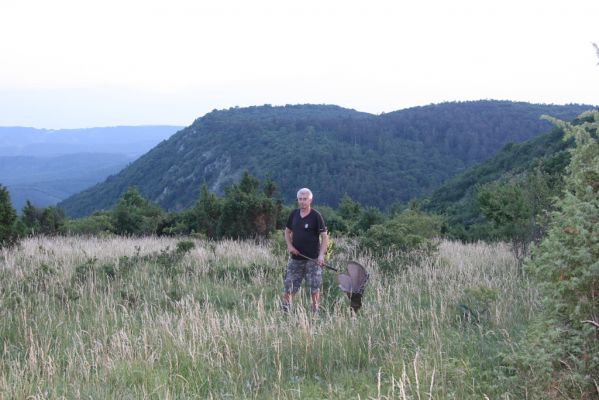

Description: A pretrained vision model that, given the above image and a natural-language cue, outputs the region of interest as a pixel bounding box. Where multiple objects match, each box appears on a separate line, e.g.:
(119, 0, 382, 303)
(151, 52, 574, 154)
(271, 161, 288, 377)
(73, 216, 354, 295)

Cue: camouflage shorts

(283, 258, 322, 294)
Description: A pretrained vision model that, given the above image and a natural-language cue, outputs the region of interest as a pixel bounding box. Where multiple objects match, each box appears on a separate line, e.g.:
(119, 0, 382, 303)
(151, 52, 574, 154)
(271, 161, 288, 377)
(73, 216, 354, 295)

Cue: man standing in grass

(281, 188, 328, 314)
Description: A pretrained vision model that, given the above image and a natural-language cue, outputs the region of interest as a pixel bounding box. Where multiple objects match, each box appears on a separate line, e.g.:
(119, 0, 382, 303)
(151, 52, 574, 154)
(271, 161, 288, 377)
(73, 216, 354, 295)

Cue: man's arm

(317, 231, 328, 266)
(285, 227, 299, 256)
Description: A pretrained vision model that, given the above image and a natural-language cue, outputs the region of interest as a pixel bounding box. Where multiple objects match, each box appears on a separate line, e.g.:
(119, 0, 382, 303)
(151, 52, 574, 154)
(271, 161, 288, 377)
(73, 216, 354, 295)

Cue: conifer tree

(217, 172, 280, 239)
(0, 184, 18, 247)
(518, 111, 599, 397)
(194, 184, 221, 238)
(338, 193, 361, 221)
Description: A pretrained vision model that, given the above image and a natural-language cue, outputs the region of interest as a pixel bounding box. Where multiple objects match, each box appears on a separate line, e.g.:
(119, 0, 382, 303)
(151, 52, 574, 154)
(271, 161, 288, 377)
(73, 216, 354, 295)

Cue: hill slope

(423, 111, 599, 238)
(58, 101, 594, 217)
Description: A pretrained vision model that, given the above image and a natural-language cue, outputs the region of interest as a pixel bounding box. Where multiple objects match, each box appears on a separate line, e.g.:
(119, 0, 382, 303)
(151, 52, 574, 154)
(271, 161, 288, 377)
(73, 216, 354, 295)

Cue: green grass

(0, 236, 538, 398)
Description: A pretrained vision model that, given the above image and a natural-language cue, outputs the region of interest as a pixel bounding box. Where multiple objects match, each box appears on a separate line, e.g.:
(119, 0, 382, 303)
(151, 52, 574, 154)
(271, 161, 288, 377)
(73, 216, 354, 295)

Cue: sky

(1, 0, 598, 129)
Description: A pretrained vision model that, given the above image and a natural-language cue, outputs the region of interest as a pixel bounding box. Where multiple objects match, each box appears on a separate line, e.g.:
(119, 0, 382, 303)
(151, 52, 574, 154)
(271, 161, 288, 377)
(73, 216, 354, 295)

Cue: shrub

(63, 211, 114, 235)
(111, 187, 166, 236)
(360, 209, 444, 258)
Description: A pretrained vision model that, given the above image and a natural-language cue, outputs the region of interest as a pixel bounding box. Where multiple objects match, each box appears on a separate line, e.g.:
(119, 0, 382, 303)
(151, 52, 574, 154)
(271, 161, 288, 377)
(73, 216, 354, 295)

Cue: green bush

(111, 187, 166, 236)
(351, 206, 385, 235)
(360, 209, 444, 258)
(457, 286, 498, 325)
(63, 211, 114, 235)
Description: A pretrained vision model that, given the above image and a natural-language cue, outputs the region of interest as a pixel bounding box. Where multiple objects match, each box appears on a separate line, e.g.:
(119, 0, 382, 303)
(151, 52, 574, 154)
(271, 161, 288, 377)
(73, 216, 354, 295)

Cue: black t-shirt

(286, 208, 326, 260)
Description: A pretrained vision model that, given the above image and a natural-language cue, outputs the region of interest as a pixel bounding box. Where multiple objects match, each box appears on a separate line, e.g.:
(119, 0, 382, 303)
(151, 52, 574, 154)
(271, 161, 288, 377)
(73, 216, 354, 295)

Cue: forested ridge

(58, 101, 593, 217)
(425, 110, 598, 239)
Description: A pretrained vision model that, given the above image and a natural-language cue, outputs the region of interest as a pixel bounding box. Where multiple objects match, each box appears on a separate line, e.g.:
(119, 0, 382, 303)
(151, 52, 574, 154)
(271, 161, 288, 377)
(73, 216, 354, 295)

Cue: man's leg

(310, 291, 320, 312)
(307, 260, 322, 313)
(281, 291, 292, 312)
(282, 259, 304, 312)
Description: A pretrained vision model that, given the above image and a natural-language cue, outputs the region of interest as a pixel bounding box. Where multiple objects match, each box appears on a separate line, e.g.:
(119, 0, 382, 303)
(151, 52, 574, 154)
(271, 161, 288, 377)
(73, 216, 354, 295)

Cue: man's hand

(317, 254, 325, 267)
(287, 245, 299, 256)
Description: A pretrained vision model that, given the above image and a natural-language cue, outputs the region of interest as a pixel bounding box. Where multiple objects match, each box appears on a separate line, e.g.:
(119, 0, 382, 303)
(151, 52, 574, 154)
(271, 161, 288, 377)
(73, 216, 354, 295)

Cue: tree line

(1, 171, 445, 275)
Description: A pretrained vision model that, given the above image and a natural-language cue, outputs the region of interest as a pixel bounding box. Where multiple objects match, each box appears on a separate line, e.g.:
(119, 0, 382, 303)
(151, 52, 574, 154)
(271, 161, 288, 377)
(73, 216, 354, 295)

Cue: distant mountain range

(0, 126, 183, 157)
(0, 126, 182, 211)
(57, 101, 595, 217)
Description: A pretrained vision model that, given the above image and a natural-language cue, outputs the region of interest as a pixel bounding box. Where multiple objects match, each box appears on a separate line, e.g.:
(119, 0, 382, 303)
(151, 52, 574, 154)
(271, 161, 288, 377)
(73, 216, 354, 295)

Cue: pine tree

(0, 184, 18, 247)
(337, 193, 361, 223)
(519, 111, 599, 397)
(217, 172, 280, 239)
(194, 184, 221, 238)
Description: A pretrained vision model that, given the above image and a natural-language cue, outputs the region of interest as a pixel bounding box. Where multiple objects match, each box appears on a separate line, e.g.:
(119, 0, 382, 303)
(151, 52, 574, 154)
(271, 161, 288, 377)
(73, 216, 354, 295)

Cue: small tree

(217, 171, 281, 239)
(40, 206, 66, 235)
(513, 112, 599, 398)
(477, 167, 554, 271)
(112, 187, 166, 236)
(21, 200, 43, 234)
(352, 206, 384, 235)
(263, 175, 277, 198)
(360, 209, 444, 273)
(0, 184, 18, 247)
(337, 193, 361, 221)
(194, 184, 222, 238)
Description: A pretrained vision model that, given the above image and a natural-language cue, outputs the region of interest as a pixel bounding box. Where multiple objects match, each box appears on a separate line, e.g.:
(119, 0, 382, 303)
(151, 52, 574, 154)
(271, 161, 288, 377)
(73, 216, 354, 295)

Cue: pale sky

(1, 0, 598, 129)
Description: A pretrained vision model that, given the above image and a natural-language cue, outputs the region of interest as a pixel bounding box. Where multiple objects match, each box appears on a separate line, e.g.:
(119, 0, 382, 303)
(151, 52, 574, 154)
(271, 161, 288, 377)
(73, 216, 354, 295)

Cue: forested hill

(423, 111, 598, 238)
(59, 101, 594, 217)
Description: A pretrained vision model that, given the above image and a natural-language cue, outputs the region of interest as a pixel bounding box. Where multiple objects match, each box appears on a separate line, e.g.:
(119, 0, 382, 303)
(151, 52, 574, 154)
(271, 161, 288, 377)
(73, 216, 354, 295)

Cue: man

(281, 188, 328, 314)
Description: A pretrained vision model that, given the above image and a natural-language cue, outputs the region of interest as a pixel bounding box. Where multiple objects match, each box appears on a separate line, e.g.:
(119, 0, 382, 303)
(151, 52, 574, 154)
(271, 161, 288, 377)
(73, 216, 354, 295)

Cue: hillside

(58, 101, 594, 217)
(423, 111, 598, 238)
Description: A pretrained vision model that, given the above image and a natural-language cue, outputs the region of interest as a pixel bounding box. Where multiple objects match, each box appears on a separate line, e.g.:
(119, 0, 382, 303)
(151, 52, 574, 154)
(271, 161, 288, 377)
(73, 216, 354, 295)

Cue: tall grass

(0, 236, 537, 398)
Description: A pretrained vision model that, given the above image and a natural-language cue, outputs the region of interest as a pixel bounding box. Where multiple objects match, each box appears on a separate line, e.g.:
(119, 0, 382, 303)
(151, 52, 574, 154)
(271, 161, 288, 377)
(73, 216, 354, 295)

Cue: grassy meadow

(0, 235, 538, 399)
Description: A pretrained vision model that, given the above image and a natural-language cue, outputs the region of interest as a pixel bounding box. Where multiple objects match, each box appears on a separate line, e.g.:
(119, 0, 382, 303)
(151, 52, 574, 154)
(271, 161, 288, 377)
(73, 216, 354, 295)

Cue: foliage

(111, 187, 166, 236)
(476, 167, 554, 270)
(457, 285, 498, 325)
(159, 208, 197, 237)
(509, 111, 599, 398)
(63, 211, 114, 235)
(217, 171, 281, 239)
(0, 184, 18, 247)
(58, 101, 592, 217)
(360, 209, 444, 274)
(194, 183, 222, 238)
(337, 193, 361, 221)
(352, 206, 385, 235)
(20, 201, 67, 236)
(425, 123, 576, 241)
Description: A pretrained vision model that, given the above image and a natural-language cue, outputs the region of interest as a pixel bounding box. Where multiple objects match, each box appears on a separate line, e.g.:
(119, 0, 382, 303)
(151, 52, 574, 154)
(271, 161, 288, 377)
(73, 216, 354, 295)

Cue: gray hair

(297, 188, 313, 199)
